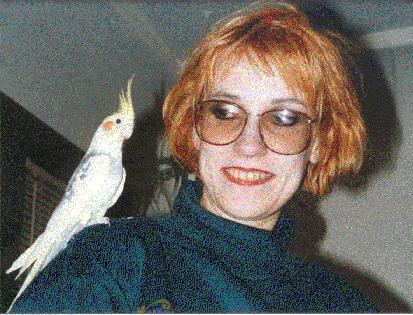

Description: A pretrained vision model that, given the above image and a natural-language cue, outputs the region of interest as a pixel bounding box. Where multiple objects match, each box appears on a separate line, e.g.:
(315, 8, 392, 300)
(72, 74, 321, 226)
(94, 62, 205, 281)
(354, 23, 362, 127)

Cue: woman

(10, 2, 377, 313)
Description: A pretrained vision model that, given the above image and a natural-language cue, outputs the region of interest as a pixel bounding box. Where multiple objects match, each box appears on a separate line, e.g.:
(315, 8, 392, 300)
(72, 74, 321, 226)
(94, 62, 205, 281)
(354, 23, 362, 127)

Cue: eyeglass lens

(195, 101, 311, 155)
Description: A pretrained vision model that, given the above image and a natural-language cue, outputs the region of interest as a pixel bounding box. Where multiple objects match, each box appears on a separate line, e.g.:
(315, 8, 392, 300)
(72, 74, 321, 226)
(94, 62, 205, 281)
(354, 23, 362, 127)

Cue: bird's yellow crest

(118, 75, 135, 119)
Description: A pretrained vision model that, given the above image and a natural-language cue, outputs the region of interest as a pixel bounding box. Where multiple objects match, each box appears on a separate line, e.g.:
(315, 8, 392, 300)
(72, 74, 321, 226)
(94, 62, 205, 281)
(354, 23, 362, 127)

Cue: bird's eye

(116, 119, 121, 124)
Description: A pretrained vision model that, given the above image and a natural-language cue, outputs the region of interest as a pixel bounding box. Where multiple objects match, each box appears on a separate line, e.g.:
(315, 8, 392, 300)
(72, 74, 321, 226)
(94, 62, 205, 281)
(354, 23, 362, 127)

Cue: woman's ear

(309, 136, 319, 164)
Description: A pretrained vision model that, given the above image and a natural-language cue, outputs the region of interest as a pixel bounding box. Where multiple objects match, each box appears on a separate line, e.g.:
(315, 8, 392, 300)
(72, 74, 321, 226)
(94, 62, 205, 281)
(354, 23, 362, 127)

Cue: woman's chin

(221, 199, 277, 221)
(218, 203, 281, 230)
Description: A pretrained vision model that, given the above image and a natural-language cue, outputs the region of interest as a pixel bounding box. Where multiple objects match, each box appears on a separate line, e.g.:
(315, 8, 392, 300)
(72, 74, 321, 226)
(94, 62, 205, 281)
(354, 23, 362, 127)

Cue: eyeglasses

(194, 100, 315, 155)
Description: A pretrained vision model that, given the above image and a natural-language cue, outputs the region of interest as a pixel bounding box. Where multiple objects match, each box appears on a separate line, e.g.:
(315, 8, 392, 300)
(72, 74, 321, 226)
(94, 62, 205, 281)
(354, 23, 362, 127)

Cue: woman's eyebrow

(271, 98, 308, 111)
(205, 91, 240, 101)
(271, 97, 304, 104)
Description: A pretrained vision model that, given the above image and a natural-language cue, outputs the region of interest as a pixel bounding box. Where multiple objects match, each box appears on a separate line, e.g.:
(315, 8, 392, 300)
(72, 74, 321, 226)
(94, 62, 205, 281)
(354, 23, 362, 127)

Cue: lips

(222, 167, 274, 186)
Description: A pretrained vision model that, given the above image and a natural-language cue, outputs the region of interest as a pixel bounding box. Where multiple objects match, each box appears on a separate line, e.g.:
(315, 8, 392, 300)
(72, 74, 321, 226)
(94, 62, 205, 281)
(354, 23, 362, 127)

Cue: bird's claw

(88, 217, 111, 226)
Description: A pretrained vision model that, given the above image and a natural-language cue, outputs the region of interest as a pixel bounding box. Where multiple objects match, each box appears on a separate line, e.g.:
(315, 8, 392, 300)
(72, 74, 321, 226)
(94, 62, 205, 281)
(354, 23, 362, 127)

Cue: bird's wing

(46, 154, 115, 226)
(67, 154, 113, 197)
(107, 167, 126, 208)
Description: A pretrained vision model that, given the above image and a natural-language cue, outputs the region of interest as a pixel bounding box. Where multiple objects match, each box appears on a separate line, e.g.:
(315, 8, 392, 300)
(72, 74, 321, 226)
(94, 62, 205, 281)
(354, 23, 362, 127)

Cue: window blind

(21, 159, 66, 253)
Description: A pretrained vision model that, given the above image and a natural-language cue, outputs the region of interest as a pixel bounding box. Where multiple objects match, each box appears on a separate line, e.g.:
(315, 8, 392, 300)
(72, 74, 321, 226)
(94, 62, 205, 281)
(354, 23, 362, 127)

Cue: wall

(318, 45, 413, 311)
(0, 1, 177, 151)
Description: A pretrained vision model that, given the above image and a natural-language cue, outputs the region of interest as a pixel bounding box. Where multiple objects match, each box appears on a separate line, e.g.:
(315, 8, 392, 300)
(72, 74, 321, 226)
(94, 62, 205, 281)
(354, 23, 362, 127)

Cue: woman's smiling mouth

(222, 167, 274, 186)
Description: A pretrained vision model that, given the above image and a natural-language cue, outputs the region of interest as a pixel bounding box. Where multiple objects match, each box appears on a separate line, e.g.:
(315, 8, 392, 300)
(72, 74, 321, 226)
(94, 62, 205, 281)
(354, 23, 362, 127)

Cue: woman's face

(194, 57, 318, 230)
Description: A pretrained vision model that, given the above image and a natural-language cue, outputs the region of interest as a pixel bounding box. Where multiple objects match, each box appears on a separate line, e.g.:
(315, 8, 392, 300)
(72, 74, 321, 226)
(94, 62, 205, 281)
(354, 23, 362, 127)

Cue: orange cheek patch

(103, 120, 114, 131)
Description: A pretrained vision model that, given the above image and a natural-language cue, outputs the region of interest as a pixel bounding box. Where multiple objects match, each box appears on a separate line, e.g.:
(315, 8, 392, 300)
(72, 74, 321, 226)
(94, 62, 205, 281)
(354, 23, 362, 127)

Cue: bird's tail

(6, 233, 44, 278)
(6, 233, 57, 312)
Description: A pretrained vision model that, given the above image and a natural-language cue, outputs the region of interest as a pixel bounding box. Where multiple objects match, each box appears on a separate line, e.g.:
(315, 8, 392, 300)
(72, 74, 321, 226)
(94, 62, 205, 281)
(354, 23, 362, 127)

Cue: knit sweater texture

(10, 180, 378, 313)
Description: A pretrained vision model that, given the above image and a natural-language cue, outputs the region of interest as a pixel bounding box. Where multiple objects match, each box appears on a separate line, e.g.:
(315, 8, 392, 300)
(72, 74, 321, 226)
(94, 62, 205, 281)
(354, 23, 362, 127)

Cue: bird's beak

(118, 76, 135, 120)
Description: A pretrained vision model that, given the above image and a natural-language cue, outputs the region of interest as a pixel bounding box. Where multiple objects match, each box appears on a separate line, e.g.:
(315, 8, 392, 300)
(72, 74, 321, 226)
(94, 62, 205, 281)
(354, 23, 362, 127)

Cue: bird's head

(101, 77, 135, 142)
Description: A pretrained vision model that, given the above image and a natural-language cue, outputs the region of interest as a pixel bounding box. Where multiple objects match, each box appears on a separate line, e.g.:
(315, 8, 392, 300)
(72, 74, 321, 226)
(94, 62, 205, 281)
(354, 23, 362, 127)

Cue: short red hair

(163, 2, 366, 196)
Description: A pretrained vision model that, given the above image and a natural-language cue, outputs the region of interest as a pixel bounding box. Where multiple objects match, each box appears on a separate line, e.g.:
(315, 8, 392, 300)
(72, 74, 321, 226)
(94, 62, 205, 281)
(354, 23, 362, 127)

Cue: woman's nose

(233, 116, 267, 157)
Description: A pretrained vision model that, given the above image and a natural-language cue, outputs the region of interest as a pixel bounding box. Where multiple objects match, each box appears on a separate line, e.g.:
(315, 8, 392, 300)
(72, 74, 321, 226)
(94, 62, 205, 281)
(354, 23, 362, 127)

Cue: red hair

(163, 2, 366, 196)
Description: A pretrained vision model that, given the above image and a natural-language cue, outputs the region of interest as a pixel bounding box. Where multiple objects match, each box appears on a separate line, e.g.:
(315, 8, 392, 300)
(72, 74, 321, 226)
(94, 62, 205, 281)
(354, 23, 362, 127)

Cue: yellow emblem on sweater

(137, 298, 173, 313)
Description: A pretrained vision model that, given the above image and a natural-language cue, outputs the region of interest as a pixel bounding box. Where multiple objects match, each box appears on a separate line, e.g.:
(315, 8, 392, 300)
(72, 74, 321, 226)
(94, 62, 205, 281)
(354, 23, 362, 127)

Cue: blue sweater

(11, 180, 378, 313)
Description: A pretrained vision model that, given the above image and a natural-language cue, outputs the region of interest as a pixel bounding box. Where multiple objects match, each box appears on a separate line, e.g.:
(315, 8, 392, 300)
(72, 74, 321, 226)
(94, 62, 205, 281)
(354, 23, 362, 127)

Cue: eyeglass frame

(194, 99, 317, 155)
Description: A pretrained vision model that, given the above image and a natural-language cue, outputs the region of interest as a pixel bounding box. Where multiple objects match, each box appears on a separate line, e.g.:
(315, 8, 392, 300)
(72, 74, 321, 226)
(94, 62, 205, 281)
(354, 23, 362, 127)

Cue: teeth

(226, 168, 272, 182)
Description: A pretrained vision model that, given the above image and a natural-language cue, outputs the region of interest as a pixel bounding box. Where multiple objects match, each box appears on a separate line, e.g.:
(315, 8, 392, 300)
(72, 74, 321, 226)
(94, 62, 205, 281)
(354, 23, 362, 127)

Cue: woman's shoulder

(71, 216, 158, 243)
(10, 217, 166, 313)
(62, 216, 163, 276)
(69, 216, 159, 249)
(282, 252, 378, 312)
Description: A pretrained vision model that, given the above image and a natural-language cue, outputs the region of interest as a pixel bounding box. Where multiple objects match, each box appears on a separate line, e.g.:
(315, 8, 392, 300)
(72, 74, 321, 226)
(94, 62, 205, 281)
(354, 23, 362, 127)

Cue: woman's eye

(272, 110, 300, 126)
(210, 103, 239, 120)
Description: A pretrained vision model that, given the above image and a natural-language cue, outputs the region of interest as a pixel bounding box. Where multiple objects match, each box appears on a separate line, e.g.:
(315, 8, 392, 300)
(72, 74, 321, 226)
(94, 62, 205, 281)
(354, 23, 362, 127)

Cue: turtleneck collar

(161, 180, 295, 280)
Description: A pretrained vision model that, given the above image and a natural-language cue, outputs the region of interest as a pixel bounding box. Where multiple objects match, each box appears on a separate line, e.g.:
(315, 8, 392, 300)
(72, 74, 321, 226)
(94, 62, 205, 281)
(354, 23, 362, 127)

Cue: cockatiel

(6, 78, 135, 311)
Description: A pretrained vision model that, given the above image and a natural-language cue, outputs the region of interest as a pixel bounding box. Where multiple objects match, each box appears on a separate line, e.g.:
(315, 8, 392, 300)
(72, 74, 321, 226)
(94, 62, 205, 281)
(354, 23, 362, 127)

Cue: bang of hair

(204, 27, 323, 115)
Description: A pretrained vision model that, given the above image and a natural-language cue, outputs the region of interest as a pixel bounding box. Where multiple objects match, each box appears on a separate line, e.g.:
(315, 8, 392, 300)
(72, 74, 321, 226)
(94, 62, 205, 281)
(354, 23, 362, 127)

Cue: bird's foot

(88, 217, 110, 227)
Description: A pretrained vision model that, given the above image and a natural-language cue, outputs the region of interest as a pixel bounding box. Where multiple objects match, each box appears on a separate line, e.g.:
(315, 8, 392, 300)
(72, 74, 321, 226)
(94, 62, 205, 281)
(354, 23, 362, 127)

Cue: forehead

(206, 55, 306, 111)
